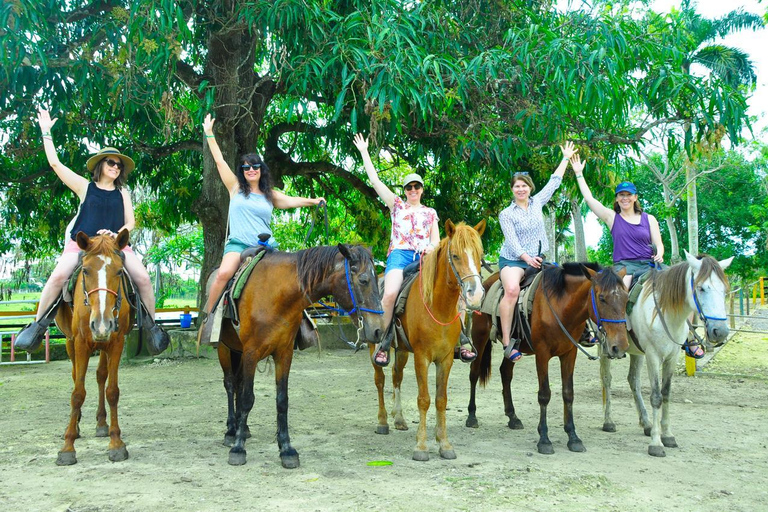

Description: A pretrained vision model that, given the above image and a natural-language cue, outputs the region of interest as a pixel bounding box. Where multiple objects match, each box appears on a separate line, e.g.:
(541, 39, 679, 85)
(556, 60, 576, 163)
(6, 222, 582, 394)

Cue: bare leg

(123, 251, 156, 317)
(499, 266, 525, 359)
(374, 269, 404, 365)
(205, 252, 242, 314)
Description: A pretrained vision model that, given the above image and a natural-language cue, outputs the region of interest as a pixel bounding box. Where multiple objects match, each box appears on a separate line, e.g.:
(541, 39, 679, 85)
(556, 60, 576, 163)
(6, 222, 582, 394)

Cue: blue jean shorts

(223, 237, 276, 255)
(386, 249, 420, 274)
(498, 256, 529, 270)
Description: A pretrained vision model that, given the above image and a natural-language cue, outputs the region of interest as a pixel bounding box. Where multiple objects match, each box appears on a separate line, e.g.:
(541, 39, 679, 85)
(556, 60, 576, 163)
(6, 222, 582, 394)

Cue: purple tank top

(611, 212, 653, 262)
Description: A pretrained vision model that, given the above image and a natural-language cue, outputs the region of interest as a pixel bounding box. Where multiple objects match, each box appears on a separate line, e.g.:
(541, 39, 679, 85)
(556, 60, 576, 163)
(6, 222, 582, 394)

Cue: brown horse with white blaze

(54, 230, 133, 465)
(372, 220, 485, 461)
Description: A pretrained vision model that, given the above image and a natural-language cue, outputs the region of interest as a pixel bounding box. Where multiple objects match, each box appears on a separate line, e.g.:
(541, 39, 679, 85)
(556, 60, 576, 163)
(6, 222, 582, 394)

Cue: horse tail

(478, 334, 493, 388)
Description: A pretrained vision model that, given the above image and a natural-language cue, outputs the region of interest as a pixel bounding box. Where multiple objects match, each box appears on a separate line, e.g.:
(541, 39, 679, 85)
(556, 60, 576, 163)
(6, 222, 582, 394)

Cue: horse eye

(599, 294, 606, 302)
(351, 266, 359, 273)
(82, 269, 89, 276)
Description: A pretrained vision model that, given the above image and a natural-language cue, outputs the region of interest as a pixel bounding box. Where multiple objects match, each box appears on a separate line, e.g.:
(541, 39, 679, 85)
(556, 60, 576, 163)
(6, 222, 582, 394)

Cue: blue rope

(316, 259, 383, 317)
(590, 287, 627, 330)
(691, 275, 726, 322)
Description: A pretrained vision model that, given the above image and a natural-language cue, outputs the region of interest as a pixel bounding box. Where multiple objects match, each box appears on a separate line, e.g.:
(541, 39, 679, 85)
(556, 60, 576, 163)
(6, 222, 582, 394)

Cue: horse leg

(105, 340, 128, 462)
(500, 358, 524, 429)
(371, 345, 390, 435)
(599, 348, 616, 432)
(628, 354, 652, 435)
(228, 348, 258, 466)
(57, 342, 90, 466)
(660, 356, 678, 449)
(560, 351, 585, 452)
(95, 351, 109, 437)
(274, 346, 299, 469)
(535, 355, 554, 455)
(435, 354, 456, 460)
(391, 350, 410, 431)
(644, 353, 666, 457)
(219, 342, 240, 447)
(466, 314, 490, 429)
(412, 354, 431, 461)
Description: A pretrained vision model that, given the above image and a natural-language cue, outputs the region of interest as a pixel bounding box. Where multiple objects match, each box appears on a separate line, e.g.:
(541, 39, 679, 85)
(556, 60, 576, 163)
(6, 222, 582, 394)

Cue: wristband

(575, 174, 583, 178)
(205, 134, 215, 138)
(42, 132, 51, 137)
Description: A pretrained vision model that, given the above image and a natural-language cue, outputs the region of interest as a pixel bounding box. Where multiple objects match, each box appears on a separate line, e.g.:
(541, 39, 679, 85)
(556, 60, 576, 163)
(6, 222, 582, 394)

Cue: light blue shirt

(498, 175, 562, 259)
(228, 191, 275, 247)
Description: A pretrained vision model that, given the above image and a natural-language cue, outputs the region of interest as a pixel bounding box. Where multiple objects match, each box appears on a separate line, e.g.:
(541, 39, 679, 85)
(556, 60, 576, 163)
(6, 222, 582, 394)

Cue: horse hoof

(643, 426, 652, 437)
(602, 423, 616, 433)
(281, 454, 300, 469)
(56, 451, 77, 466)
(95, 425, 109, 437)
(228, 448, 247, 466)
(109, 446, 129, 462)
(648, 445, 666, 457)
(244, 427, 252, 439)
(394, 422, 408, 431)
(661, 436, 678, 448)
(412, 450, 430, 461)
(376, 425, 389, 435)
(537, 443, 555, 455)
(568, 441, 586, 453)
(465, 417, 479, 429)
(508, 418, 524, 430)
(439, 448, 456, 460)
(223, 434, 236, 447)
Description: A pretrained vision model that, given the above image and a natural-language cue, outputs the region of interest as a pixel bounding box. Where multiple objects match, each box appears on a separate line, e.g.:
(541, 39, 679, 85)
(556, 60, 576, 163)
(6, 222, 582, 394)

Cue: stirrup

(503, 340, 522, 362)
(371, 324, 394, 367)
(458, 331, 477, 363)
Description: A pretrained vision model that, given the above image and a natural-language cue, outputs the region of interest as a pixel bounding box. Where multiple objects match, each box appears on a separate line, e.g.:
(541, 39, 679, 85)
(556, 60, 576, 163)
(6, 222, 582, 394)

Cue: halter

(418, 241, 480, 326)
(317, 258, 384, 319)
(590, 285, 627, 343)
(81, 257, 124, 322)
(691, 274, 726, 324)
(447, 242, 482, 309)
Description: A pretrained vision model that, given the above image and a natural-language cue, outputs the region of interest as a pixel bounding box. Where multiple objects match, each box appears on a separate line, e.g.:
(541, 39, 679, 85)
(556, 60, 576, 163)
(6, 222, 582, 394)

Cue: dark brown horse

(218, 244, 386, 468)
(466, 264, 629, 454)
(372, 220, 485, 461)
(54, 230, 133, 465)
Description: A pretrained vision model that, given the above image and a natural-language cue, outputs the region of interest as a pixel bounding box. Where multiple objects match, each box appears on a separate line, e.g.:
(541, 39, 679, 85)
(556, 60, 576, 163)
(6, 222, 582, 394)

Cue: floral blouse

(388, 196, 438, 255)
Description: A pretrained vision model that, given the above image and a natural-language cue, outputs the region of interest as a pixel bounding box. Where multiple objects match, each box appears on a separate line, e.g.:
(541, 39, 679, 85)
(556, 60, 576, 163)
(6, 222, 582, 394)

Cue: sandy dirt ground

(2, 320, 767, 512)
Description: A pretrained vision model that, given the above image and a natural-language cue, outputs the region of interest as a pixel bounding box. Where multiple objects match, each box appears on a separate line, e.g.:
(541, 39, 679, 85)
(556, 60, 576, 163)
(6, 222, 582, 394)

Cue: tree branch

(133, 139, 203, 158)
(174, 61, 205, 95)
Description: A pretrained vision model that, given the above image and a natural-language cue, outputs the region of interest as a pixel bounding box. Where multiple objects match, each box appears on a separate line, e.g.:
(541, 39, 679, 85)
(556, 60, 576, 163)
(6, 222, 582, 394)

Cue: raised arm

(37, 108, 89, 199)
(552, 141, 577, 179)
(272, 190, 325, 210)
(202, 114, 238, 192)
(353, 134, 396, 210)
(648, 214, 664, 263)
(571, 154, 616, 227)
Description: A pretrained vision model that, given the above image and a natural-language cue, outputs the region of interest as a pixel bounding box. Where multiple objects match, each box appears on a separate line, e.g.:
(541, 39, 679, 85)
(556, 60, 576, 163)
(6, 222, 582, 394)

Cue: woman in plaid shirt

(498, 142, 577, 362)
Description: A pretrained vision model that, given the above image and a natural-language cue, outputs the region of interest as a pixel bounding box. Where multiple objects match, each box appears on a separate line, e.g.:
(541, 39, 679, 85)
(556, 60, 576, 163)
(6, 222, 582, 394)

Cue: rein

(542, 287, 598, 361)
(303, 201, 328, 247)
(317, 258, 383, 319)
(590, 285, 627, 345)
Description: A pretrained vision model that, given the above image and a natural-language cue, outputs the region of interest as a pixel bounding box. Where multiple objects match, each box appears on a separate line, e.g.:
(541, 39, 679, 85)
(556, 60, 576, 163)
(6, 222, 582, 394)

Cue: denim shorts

(386, 249, 419, 274)
(613, 259, 655, 277)
(498, 256, 529, 270)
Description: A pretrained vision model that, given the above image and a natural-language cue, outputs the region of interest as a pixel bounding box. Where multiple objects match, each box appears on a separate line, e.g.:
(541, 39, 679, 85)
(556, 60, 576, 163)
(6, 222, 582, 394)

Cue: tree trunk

(660, 182, 681, 263)
(571, 198, 587, 261)
(545, 210, 557, 261)
(685, 158, 698, 256)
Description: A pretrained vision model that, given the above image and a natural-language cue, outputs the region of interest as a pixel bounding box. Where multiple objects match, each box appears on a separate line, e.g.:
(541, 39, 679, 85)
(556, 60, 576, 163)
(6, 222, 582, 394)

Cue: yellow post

(753, 283, 758, 306)
(761, 277, 765, 306)
(685, 354, 696, 376)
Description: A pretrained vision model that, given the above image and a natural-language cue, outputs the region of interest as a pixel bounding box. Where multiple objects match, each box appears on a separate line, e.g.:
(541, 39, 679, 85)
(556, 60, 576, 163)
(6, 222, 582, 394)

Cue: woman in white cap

(354, 133, 468, 367)
(14, 108, 168, 352)
(497, 142, 576, 363)
(567, 156, 706, 356)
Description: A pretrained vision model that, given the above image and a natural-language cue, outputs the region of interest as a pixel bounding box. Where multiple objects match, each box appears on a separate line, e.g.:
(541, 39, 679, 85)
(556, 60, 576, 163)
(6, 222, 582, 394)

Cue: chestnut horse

(465, 264, 629, 454)
(372, 220, 485, 461)
(218, 244, 386, 468)
(54, 230, 133, 465)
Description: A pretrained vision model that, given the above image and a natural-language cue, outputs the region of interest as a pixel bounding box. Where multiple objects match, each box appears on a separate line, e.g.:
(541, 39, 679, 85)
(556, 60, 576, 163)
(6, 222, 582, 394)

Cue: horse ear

(580, 264, 597, 279)
(76, 231, 90, 251)
(473, 219, 487, 236)
(445, 219, 455, 237)
(337, 243, 352, 260)
(718, 256, 734, 270)
(116, 229, 129, 250)
(684, 250, 703, 273)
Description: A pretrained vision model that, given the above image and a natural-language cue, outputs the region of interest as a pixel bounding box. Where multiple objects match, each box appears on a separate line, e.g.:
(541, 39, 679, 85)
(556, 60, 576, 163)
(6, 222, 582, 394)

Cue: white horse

(599, 251, 732, 457)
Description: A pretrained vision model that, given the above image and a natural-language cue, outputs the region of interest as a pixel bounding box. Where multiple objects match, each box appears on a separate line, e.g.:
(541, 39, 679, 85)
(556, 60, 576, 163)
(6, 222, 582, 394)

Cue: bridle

(81, 251, 125, 322)
(318, 257, 384, 322)
(419, 240, 482, 326)
(589, 284, 627, 346)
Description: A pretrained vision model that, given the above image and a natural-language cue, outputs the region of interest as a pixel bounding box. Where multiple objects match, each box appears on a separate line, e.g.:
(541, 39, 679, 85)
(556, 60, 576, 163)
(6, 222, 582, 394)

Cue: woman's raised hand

(203, 114, 215, 135)
(560, 141, 577, 161)
(570, 154, 585, 174)
(353, 133, 368, 153)
(37, 108, 57, 133)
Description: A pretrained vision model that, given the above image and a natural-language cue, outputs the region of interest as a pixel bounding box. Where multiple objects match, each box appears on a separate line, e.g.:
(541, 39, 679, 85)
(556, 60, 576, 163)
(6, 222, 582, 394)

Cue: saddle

(479, 265, 547, 348)
(377, 263, 420, 352)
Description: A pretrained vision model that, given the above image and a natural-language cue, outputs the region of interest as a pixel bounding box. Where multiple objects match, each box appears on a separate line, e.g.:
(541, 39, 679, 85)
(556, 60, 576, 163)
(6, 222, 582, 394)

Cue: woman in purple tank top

(571, 155, 704, 358)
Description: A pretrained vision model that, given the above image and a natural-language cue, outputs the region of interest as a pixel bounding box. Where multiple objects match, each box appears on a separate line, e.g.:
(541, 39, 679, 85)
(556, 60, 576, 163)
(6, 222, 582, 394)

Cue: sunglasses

(404, 183, 423, 191)
(104, 158, 124, 170)
(513, 171, 529, 177)
(241, 163, 262, 171)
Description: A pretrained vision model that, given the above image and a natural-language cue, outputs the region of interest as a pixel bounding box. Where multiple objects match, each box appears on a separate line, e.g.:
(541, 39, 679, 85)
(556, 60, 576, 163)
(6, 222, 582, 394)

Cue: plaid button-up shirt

(498, 175, 562, 260)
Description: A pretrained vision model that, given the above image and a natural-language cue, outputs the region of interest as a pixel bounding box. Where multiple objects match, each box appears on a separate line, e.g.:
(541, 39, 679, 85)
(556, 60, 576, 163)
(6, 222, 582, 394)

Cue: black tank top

(69, 182, 125, 240)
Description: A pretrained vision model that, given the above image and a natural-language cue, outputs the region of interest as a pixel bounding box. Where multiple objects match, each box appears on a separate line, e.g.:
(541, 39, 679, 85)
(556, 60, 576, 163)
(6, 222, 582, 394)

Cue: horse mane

(646, 254, 730, 314)
(296, 246, 342, 295)
(420, 223, 483, 305)
(540, 262, 600, 300)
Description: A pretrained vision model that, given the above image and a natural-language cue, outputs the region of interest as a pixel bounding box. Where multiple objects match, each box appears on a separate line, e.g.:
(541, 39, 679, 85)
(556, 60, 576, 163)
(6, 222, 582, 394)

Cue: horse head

(582, 265, 629, 359)
(684, 250, 733, 345)
(442, 219, 486, 309)
(76, 229, 129, 342)
(335, 244, 387, 345)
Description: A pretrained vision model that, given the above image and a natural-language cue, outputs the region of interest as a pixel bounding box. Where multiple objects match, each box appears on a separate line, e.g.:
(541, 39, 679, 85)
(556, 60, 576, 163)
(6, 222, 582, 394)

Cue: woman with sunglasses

(497, 142, 577, 362)
(197, 114, 325, 345)
(14, 108, 169, 353)
(353, 133, 462, 367)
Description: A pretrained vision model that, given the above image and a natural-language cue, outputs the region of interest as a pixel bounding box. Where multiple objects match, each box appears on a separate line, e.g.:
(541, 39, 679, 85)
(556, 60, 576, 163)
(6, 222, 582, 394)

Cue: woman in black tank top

(13, 108, 169, 354)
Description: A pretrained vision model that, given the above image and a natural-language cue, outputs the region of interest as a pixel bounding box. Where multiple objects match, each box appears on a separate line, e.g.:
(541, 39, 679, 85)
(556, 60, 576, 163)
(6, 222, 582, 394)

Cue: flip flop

(503, 342, 522, 362)
(372, 345, 390, 367)
(459, 331, 477, 363)
(683, 340, 705, 359)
